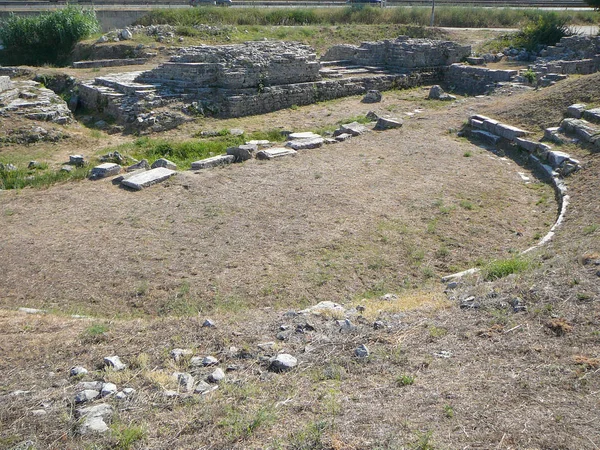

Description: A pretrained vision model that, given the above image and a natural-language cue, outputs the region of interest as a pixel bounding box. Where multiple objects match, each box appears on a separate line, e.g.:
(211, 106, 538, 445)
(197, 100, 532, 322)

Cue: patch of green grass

(459, 200, 475, 210)
(443, 404, 454, 419)
(396, 374, 415, 386)
(0, 165, 89, 190)
(483, 257, 530, 281)
(583, 224, 599, 235)
(219, 405, 277, 442)
(81, 323, 109, 343)
(463, 151, 472, 157)
(110, 422, 146, 450)
(411, 431, 435, 450)
(288, 421, 329, 450)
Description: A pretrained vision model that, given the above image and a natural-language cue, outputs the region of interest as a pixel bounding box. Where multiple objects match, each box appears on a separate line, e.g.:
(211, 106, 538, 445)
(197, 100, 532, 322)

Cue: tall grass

(0, 6, 100, 66)
(135, 6, 597, 28)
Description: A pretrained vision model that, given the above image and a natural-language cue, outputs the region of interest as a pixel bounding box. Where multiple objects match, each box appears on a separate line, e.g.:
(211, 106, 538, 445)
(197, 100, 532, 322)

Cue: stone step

(95, 72, 156, 95)
(73, 58, 148, 69)
(319, 60, 352, 67)
(583, 107, 600, 124)
(560, 117, 600, 145)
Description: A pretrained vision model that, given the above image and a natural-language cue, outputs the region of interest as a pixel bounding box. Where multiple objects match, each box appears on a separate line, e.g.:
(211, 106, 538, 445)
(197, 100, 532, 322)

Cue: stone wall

(444, 64, 517, 95)
(321, 36, 471, 71)
(0, 76, 13, 93)
(138, 42, 321, 90)
(217, 70, 442, 118)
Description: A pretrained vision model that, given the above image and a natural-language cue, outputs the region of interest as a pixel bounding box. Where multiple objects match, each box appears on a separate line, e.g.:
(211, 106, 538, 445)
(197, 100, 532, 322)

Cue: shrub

(584, 0, 600, 10)
(0, 7, 100, 66)
(518, 13, 572, 50)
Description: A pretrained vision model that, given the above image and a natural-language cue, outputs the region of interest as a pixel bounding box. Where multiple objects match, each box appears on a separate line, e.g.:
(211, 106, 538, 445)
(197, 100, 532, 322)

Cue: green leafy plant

(522, 69, 537, 83)
(396, 374, 415, 386)
(0, 6, 100, 66)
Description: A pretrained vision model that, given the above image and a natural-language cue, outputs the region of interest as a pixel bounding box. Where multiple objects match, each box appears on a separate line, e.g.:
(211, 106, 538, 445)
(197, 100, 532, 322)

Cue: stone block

(334, 133, 352, 142)
(227, 144, 257, 162)
(583, 107, 600, 124)
(471, 129, 501, 145)
(121, 167, 176, 190)
(374, 117, 403, 130)
(288, 132, 321, 140)
(90, 163, 121, 179)
(338, 122, 368, 136)
(191, 154, 235, 170)
(494, 123, 528, 140)
(286, 137, 324, 150)
(515, 137, 538, 153)
(0, 76, 13, 92)
(547, 150, 571, 168)
(566, 103, 586, 119)
(256, 147, 297, 160)
(151, 158, 177, 170)
(69, 155, 85, 166)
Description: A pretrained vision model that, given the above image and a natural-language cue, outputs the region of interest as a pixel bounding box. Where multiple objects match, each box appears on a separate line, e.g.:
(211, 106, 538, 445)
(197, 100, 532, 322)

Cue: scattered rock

(446, 281, 458, 290)
(337, 318, 356, 332)
(69, 366, 88, 377)
(460, 296, 479, 309)
(103, 356, 126, 371)
(354, 344, 369, 358)
(230, 128, 244, 136)
(433, 350, 452, 358)
(373, 320, 385, 330)
(174, 372, 195, 392)
(202, 318, 216, 328)
(69, 155, 85, 166)
(194, 380, 214, 394)
(126, 159, 150, 172)
(74, 389, 100, 404)
(27, 161, 42, 169)
(120, 29, 133, 40)
(334, 133, 352, 142)
(380, 293, 398, 301)
(299, 301, 345, 315)
(100, 383, 117, 397)
(76, 381, 103, 391)
(151, 158, 177, 170)
(77, 403, 113, 435)
(61, 165, 74, 173)
(163, 390, 179, 398)
(208, 368, 225, 383)
(362, 90, 382, 103)
(374, 117, 403, 130)
(226, 144, 257, 162)
(31, 409, 47, 417)
(170, 348, 192, 361)
(122, 387, 136, 396)
(509, 297, 527, 313)
(337, 122, 368, 136)
(428, 85, 456, 101)
(269, 354, 298, 372)
(202, 356, 219, 366)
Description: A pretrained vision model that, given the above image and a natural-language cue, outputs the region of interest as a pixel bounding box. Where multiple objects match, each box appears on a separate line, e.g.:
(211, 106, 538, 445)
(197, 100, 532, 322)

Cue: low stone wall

(73, 58, 148, 69)
(321, 36, 470, 71)
(216, 70, 441, 118)
(0, 76, 13, 93)
(444, 64, 517, 95)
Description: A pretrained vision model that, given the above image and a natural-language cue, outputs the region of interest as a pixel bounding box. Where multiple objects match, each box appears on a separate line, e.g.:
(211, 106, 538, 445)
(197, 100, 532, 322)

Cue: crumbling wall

(444, 64, 517, 95)
(321, 36, 470, 71)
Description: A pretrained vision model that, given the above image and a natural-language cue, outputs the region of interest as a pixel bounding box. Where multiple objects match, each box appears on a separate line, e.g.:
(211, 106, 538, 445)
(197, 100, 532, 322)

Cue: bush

(516, 13, 572, 51)
(584, 0, 600, 10)
(0, 6, 100, 66)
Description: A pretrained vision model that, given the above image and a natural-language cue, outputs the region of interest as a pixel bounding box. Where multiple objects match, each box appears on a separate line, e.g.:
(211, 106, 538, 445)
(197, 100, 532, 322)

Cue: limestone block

(90, 163, 121, 179)
(286, 137, 324, 150)
(374, 117, 403, 130)
(256, 147, 297, 160)
(566, 103, 586, 119)
(226, 144, 257, 162)
(0, 76, 13, 92)
(494, 123, 528, 140)
(583, 107, 600, 124)
(121, 167, 176, 190)
(191, 154, 235, 170)
(515, 138, 538, 153)
(471, 129, 501, 145)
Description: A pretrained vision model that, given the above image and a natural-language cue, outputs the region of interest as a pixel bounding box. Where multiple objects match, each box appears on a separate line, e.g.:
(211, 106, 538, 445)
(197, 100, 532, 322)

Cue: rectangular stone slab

(191, 154, 235, 170)
(91, 163, 121, 179)
(121, 167, 176, 190)
(256, 147, 297, 160)
(495, 123, 528, 140)
(286, 137, 324, 150)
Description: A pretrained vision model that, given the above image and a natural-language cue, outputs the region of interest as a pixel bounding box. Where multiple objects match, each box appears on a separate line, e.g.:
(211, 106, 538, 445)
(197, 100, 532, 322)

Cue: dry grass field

(1, 37, 599, 450)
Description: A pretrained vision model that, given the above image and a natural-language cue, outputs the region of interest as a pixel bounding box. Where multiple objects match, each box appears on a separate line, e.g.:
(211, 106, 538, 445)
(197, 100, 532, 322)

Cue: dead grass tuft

(546, 318, 573, 336)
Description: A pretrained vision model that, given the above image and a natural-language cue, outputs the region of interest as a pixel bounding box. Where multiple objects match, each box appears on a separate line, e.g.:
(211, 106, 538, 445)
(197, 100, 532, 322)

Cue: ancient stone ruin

(77, 38, 471, 130)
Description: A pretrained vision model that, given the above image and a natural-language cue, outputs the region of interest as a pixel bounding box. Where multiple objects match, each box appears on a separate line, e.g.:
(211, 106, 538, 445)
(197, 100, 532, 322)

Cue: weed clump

(483, 257, 530, 281)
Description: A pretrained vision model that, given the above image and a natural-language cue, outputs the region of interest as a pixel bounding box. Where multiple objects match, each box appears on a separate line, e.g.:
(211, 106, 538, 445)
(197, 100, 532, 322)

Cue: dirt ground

(1, 70, 599, 449)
